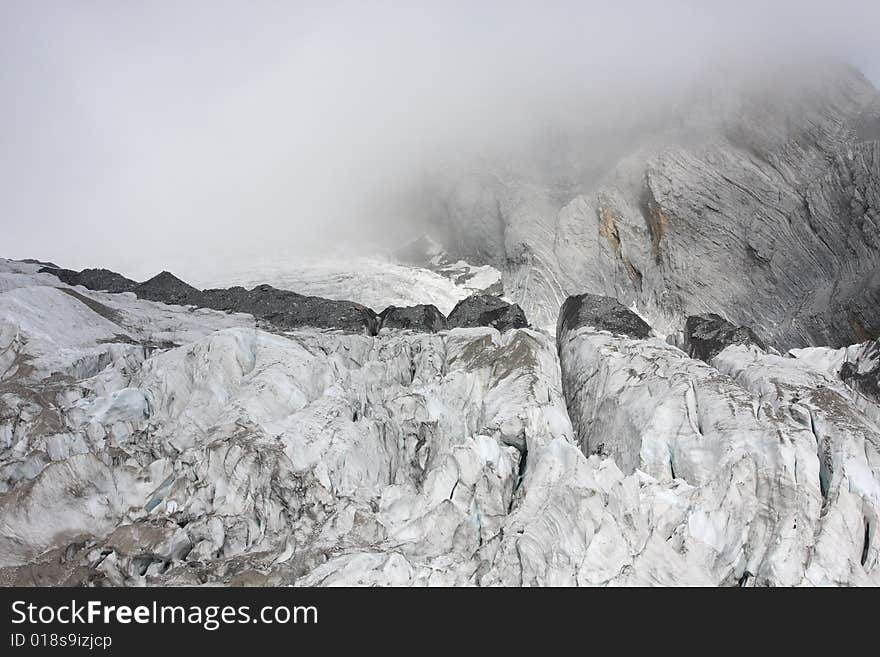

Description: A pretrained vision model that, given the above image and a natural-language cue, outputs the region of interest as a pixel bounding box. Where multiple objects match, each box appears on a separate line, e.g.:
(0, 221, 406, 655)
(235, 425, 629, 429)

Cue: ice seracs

(3, 255, 877, 585)
(557, 294, 880, 585)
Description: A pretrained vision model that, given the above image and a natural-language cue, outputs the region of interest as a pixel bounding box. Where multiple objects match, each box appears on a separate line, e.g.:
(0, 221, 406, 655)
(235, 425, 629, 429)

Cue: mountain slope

(430, 63, 880, 349)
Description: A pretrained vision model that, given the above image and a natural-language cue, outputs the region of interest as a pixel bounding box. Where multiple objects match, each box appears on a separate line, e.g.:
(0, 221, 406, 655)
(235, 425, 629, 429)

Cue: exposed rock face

(447, 294, 528, 332)
(199, 284, 377, 334)
(39, 267, 137, 294)
(557, 293, 652, 340)
(684, 313, 767, 362)
(429, 63, 880, 350)
(378, 305, 447, 333)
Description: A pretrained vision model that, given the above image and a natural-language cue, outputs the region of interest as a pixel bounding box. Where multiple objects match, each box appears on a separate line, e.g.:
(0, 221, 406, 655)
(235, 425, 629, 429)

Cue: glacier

(1, 255, 878, 586)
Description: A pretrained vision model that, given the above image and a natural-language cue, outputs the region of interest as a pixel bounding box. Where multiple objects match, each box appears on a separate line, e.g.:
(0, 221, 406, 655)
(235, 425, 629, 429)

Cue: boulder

(447, 294, 527, 332)
(557, 293, 652, 342)
(379, 304, 447, 332)
(684, 313, 766, 362)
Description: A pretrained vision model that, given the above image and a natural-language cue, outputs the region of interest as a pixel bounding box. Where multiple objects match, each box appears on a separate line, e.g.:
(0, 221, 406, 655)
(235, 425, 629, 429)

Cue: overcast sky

(2, 1, 879, 278)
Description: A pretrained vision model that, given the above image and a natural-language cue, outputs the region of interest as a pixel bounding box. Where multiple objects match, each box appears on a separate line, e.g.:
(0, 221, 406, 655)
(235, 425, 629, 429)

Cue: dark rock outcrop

(132, 271, 201, 305)
(379, 305, 447, 332)
(197, 285, 250, 311)
(200, 284, 377, 333)
(39, 267, 137, 293)
(684, 314, 766, 362)
(557, 293, 652, 342)
(39, 265, 92, 286)
(447, 295, 528, 332)
(33, 261, 532, 335)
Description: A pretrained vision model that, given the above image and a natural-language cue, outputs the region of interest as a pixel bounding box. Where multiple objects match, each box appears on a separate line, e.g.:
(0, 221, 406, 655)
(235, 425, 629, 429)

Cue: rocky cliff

(428, 63, 880, 349)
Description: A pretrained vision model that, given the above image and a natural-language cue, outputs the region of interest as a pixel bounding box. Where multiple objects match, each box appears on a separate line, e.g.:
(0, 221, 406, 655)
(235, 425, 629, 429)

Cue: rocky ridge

(39, 264, 527, 336)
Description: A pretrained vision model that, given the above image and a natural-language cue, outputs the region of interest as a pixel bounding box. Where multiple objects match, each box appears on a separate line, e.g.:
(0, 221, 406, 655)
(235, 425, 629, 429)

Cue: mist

(2, 0, 879, 280)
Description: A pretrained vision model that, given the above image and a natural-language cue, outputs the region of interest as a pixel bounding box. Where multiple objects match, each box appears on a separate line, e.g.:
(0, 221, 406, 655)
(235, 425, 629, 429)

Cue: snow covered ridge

(164, 246, 504, 318)
(1, 259, 879, 585)
(35, 261, 527, 336)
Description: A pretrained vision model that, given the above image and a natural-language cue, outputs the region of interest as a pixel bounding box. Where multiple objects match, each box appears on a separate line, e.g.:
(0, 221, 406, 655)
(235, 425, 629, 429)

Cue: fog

(2, 1, 879, 279)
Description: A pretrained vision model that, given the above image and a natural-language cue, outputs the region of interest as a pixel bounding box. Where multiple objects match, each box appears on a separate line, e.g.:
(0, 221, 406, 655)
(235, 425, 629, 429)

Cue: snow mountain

(2, 62, 880, 586)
